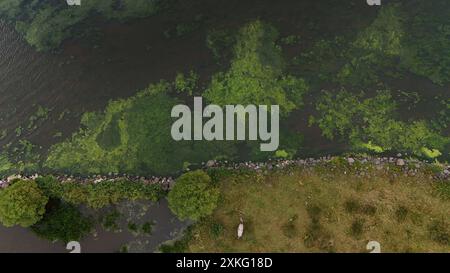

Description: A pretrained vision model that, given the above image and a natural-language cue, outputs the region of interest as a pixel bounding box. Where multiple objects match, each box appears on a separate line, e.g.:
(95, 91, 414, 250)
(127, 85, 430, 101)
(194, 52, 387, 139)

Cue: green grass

(182, 165, 450, 252)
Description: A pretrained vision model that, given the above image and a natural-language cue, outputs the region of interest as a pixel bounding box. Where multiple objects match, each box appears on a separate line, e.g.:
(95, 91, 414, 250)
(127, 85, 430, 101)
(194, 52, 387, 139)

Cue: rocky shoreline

(1, 156, 449, 190)
(205, 155, 450, 180)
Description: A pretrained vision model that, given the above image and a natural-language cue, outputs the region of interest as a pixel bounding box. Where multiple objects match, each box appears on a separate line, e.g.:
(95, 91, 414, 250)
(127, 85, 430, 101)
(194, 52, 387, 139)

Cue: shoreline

(1, 155, 449, 189)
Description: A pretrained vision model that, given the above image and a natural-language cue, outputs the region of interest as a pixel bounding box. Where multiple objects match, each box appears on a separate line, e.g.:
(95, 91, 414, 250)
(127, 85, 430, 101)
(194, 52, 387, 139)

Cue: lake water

(0, 2, 379, 252)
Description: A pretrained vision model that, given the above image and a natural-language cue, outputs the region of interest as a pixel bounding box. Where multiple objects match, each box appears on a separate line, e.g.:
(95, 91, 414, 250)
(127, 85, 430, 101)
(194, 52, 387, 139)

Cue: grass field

(179, 164, 450, 253)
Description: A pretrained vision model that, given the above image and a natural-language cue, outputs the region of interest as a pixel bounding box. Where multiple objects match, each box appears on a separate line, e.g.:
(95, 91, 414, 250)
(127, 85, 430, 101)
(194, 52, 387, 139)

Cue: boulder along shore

(1, 156, 449, 190)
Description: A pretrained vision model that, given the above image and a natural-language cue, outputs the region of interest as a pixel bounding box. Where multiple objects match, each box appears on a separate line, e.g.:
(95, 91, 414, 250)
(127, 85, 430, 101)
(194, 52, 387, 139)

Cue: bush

(101, 209, 121, 232)
(209, 222, 224, 239)
(395, 206, 409, 222)
(31, 201, 93, 243)
(142, 221, 154, 235)
(168, 170, 219, 221)
(428, 219, 450, 246)
(349, 218, 365, 238)
(0, 180, 48, 227)
(35, 176, 165, 209)
(128, 222, 138, 233)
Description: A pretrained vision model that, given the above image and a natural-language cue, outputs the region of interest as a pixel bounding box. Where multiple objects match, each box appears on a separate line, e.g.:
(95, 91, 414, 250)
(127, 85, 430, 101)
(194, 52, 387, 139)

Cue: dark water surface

(0, 0, 377, 150)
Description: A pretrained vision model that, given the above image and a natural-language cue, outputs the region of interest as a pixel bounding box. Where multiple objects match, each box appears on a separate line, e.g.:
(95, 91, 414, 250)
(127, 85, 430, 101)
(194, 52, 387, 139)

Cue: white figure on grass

(237, 217, 244, 239)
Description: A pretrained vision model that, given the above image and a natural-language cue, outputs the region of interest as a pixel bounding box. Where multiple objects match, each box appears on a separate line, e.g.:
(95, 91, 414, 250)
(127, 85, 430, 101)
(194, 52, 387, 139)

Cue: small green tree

(0, 180, 48, 227)
(168, 170, 219, 221)
(31, 202, 93, 243)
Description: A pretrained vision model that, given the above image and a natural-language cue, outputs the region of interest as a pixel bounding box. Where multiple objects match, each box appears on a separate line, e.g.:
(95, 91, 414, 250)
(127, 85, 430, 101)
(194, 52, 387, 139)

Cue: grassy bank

(164, 162, 450, 253)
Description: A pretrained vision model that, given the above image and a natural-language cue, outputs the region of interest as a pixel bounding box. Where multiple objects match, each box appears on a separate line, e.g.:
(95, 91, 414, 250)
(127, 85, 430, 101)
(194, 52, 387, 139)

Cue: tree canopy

(168, 170, 219, 221)
(31, 202, 93, 243)
(0, 180, 48, 227)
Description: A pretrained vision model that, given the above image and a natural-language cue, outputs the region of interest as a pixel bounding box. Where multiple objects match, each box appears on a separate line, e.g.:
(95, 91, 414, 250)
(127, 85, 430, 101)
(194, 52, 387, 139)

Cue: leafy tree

(0, 180, 48, 227)
(168, 170, 219, 221)
(31, 202, 93, 243)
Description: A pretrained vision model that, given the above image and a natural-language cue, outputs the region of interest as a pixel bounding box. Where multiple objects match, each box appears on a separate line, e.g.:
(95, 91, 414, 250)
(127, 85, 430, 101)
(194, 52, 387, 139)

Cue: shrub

(168, 170, 219, 221)
(142, 221, 154, 235)
(35, 176, 165, 209)
(395, 206, 409, 222)
(344, 199, 360, 214)
(428, 220, 450, 246)
(101, 209, 121, 232)
(350, 218, 365, 238)
(209, 222, 224, 239)
(0, 180, 48, 227)
(128, 222, 138, 233)
(31, 201, 93, 243)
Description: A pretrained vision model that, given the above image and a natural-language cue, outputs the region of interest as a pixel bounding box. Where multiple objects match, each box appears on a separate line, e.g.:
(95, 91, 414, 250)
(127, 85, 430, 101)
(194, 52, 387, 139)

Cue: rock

(347, 158, 355, 164)
(7, 175, 21, 182)
(396, 159, 405, 166)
